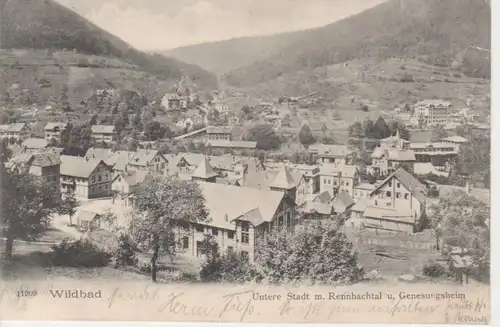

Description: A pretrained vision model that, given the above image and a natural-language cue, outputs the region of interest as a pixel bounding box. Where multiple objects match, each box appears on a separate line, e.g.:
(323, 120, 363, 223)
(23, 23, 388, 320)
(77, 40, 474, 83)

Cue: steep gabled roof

(129, 149, 162, 167)
(269, 166, 298, 190)
(332, 191, 355, 209)
(197, 182, 286, 229)
(60, 156, 107, 178)
(192, 157, 218, 179)
(371, 168, 427, 203)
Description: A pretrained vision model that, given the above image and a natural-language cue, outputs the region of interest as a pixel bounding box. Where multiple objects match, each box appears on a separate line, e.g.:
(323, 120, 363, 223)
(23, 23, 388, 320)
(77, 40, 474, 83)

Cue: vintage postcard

(0, 0, 491, 324)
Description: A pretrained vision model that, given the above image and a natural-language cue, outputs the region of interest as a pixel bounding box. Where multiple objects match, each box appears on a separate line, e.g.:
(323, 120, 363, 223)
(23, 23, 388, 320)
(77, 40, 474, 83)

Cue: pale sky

(55, 0, 387, 50)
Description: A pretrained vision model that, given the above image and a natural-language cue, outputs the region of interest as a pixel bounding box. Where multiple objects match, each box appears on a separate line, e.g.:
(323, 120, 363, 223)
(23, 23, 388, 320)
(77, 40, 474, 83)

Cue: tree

(348, 122, 363, 138)
(388, 121, 411, 140)
(256, 219, 363, 284)
(1, 162, 55, 260)
(374, 116, 390, 139)
(362, 119, 375, 138)
(58, 189, 80, 226)
(199, 234, 261, 283)
(130, 175, 209, 282)
(454, 134, 490, 177)
(298, 124, 316, 148)
(245, 124, 282, 150)
(431, 190, 490, 281)
(431, 125, 448, 142)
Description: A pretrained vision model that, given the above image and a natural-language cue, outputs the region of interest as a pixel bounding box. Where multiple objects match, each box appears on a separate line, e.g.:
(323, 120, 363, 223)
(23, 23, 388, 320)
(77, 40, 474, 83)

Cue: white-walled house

(349, 168, 427, 233)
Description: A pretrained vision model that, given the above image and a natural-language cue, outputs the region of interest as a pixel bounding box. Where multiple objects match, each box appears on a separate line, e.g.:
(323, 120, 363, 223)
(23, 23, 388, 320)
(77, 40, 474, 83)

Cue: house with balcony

(91, 125, 117, 143)
(60, 156, 113, 199)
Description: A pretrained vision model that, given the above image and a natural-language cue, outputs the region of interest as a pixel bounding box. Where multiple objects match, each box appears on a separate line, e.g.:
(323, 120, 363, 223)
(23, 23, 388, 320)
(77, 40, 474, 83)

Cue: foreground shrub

(111, 234, 138, 267)
(51, 238, 111, 267)
(199, 235, 262, 283)
(256, 220, 364, 285)
(423, 263, 446, 278)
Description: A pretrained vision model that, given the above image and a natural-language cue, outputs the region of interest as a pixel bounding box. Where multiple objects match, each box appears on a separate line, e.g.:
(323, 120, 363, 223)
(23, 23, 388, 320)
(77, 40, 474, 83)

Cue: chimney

(225, 214, 229, 222)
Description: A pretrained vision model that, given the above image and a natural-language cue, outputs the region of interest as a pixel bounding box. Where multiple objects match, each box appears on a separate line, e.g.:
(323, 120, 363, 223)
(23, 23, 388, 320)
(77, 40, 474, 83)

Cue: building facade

(410, 100, 451, 128)
(206, 126, 232, 141)
(349, 168, 427, 233)
(60, 156, 113, 199)
(91, 125, 117, 143)
(0, 123, 31, 141)
(44, 122, 67, 142)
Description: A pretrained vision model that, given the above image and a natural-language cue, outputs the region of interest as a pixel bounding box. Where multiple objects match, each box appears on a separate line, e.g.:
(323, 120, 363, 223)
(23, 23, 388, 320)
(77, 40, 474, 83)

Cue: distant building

(44, 122, 68, 142)
(370, 148, 416, 176)
(308, 144, 352, 166)
(161, 93, 189, 111)
(211, 99, 229, 115)
(60, 156, 113, 199)
(353, 183, 376, 200)
(319, 164, 359, 197)
(206, 126, 232, 141)
(410, 99, 451, 128)
(441, 136, 468, 150)
(111, 170, 155, 207)
(91, 125, 117, 143)
(21, 138, 48, 151)
(126, 149, 169, 174)
(0, 123, 31, 141)
(409, 142, 458, 168)
(207, 140, 257, 150)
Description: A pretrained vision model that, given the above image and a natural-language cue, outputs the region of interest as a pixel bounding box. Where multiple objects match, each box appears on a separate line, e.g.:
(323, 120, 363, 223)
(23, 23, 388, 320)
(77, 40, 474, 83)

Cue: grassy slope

(0, 0, 217, 89)
(0, 49, 178, 111)
(223, 0, 490, 87)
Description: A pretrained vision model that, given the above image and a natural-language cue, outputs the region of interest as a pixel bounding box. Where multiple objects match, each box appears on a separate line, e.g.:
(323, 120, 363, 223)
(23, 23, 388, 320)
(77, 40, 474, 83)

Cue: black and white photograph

(0, 0, 492, 324)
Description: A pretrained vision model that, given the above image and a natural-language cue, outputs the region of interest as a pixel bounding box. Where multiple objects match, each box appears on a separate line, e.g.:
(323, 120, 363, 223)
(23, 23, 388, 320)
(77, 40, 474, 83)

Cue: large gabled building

(349, 167, 427, 233)
(182, 181, 297, 262)
(60, 156, 113, 199)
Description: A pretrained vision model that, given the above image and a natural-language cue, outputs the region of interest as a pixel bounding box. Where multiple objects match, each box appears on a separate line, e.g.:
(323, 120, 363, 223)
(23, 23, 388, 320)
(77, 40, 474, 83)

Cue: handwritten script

(0, 283, 490, 324)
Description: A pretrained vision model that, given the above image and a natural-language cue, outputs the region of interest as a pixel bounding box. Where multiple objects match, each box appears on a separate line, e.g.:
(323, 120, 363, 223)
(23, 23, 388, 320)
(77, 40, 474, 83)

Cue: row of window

(91, 173, 109, 183)
(323, 179, 350, 186)
(90, 183, 110, 193)
(380, 191, 410, 199)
